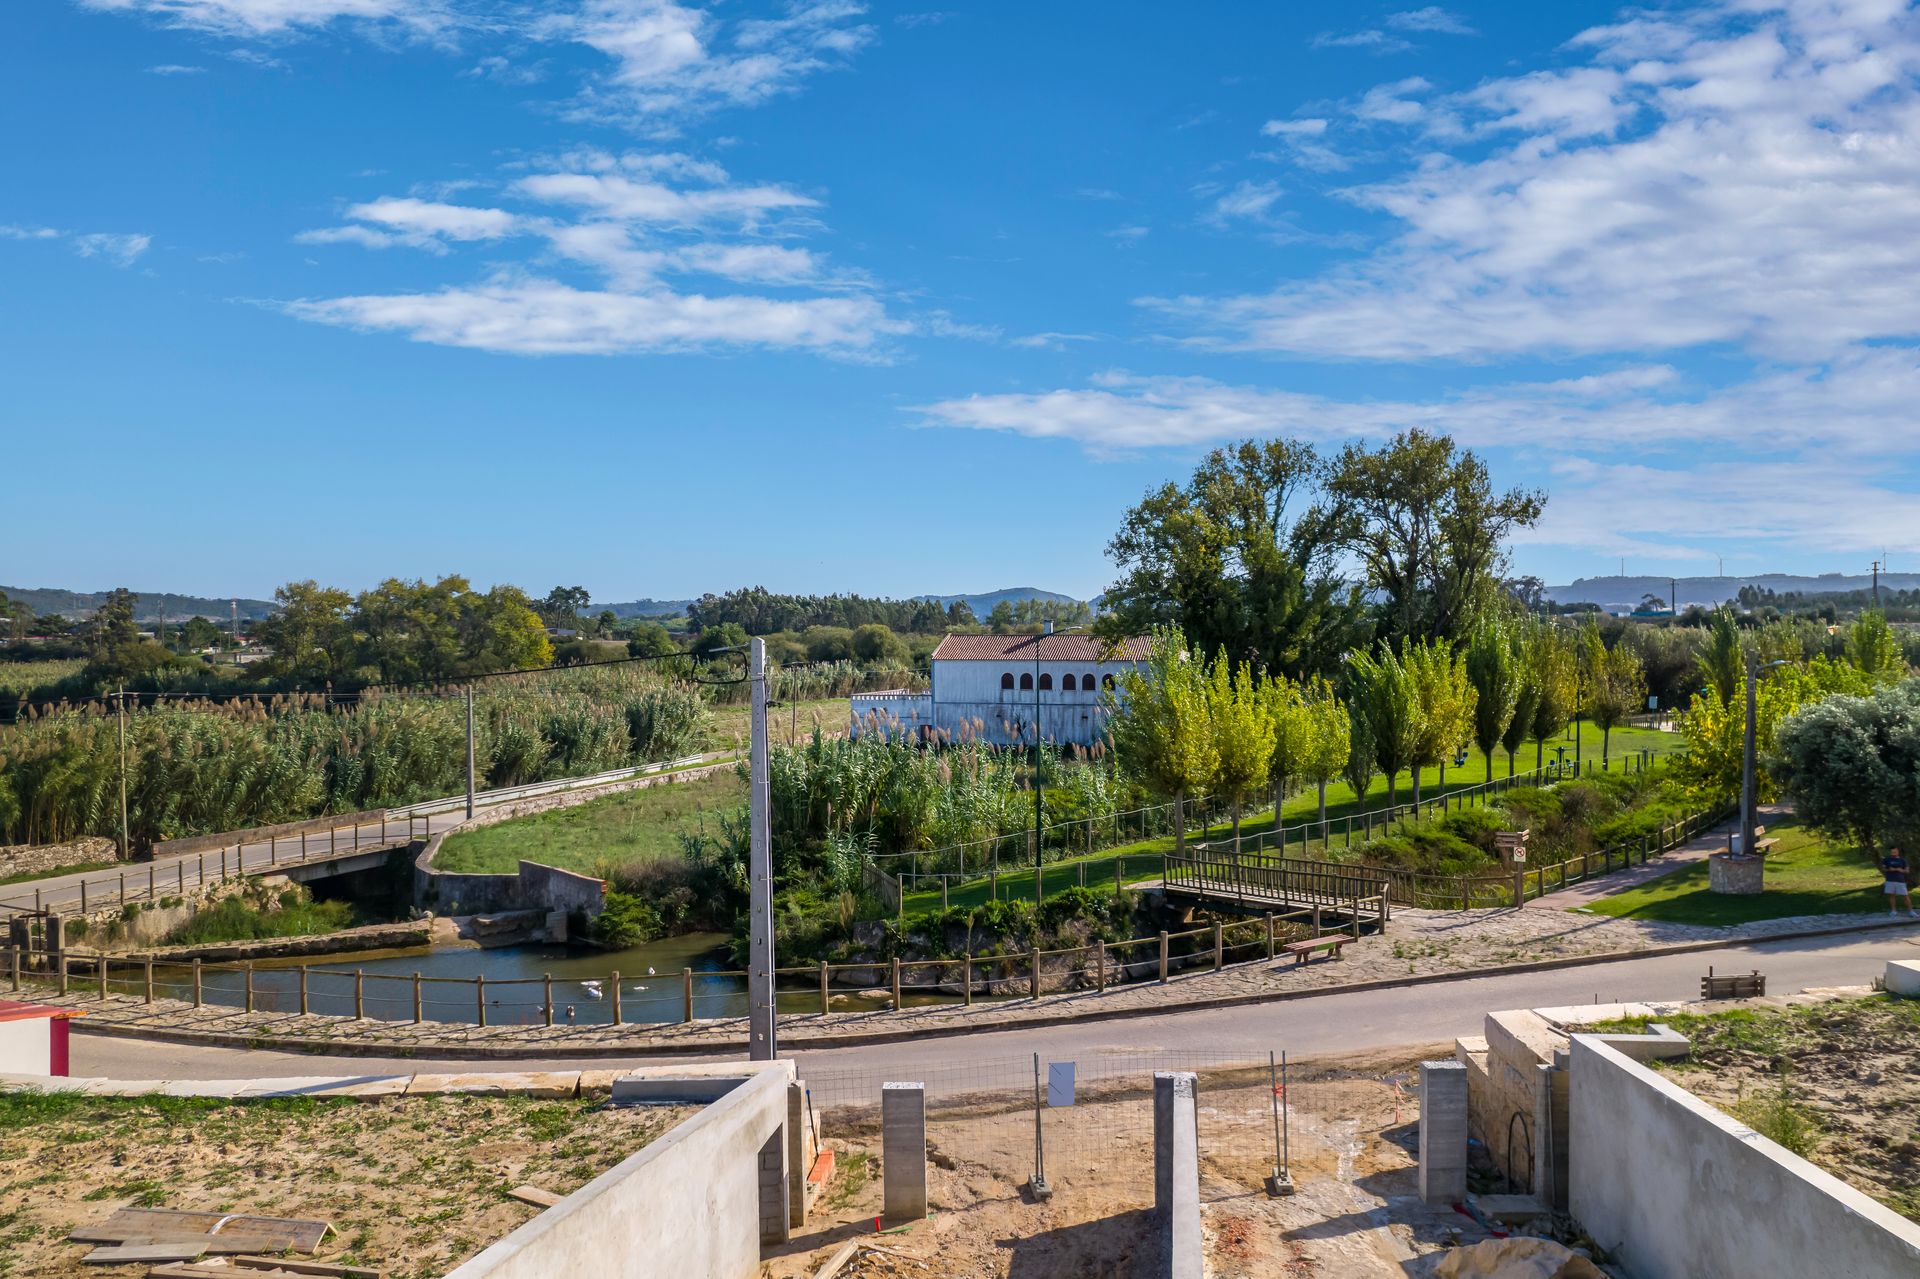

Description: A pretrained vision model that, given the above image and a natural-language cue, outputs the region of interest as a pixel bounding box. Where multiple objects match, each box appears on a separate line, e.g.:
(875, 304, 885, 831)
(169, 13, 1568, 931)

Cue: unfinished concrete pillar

(1153, 1072, 1202, 1279)
(757, 1125, 789, 1245)
(1419, 1059, 1468, 1205)
(882, 1082, 927, 1221)
(786, 1080, 813, 1228)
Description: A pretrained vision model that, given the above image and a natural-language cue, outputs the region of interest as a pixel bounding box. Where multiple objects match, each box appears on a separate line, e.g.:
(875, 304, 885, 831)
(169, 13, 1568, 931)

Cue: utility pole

(748, 637, 778, 1060)
(1872, 559, 1881, 608)
(1670, 579, 1677, 619)
(115, 688, 130, 862)
(464, 685, 476, 819)
(1741, 653, 1758, 859)
(1031, 624, 1083, 907)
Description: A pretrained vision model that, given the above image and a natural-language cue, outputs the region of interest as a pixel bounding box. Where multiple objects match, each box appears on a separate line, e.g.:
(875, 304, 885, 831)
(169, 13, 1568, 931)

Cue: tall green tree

(1697, 606, 1745, 705)
(1298, 676, 1351, 826)
(1206, 651, 1276, 849)
(1405, 637, 1475, 806)
(256, 580, 355, 683)
(1771, 681, 1920, 859)
(1322, 429, 1544, 647)
(1584, 633, 1648, 766)
(1265, 671, 1309, 812)
(1846, 609, 1905, 682)
(1112, 628, 1218, 855)
(1527, 625, 1578, 771)
(1465, 619, 1521, 785)
(1501, 624, 1543, 777)
(1101, 438, 1365, 680)
(1340, 692, 1376, 808)
(1347, 643, 1424, 807)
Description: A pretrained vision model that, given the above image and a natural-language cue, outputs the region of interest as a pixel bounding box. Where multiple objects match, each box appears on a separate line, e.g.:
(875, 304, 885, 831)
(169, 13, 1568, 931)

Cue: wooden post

(192, 958, 201, 1007)
(1352, 892, 1363, 939)
(682, 968, 693, 1022)
(543, 975, 554, 1027)
(118, 871, 126, 904)
(270, 835, 277, 866)
(1265, 913, 1276, 961)
(352, 969, 364, 1019)
(891, 957, 903, 1010)
(300, 967, 310, 1016)
(177, 862, 184, 893)
(199, 851, 206, 886)
(1212, 921, 1224, 971)
(148, 864, 155, 899)
(59, 952, 69, 995)
(143, 954, 154, 1004)
(99, 952, 109, 1001)
(8, 946, 17, 993)
(962, 954, 973, 1006)
(1094, 939, 1106, 993)
(244, 962, 254, 1013)
(1311, 905, 1322, 937)
(818, 961, 830, 1015)
(79, 879, 88, 914)
(411, 972, 422, 1023)
(1158, 931, 1169, 984)
(1114, 854, 1124, 899)
(477, 975, 487, 1027)
(1029, 948, 1041, 1000)
(610, 972, 622, 1026)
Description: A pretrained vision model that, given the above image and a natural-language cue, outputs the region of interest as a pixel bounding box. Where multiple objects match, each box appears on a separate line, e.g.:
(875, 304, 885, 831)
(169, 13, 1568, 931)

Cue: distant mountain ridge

(1, 586, 277, 623)
(1547, 573, 1920, 611)
(917, 586, 1085, 615)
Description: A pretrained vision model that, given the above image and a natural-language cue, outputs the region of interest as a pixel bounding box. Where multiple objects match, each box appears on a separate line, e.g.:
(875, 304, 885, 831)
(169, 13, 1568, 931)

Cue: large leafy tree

(1847, 609, 1905, 682)
(1501, 623, 1544, 777)
(1771, 681, 1920, 859)
(1584, 632, 1649, 766)
(1678, 656, 1871, 802)
(1322, 429, 1545, 647)
(1697, 606, 1745, 705)
(1347, 643, 1424, 807)
(1206, 651, 1276, 849)
(1111, 628, 1218, 855)
(1101, 438, 1365, 681)
(255, 580, 355, 683)
(1298, 676, 1351, 826)
(1527, 624, 1578, 771)
(1465, 619, 1521, 785)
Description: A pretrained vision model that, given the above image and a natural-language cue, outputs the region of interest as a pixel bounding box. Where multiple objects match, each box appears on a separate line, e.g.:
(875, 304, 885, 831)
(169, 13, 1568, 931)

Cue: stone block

(1419, 1059, 1468, 1206)
(1152, 1072, 1202, 1279)
(881, 1082, 927, 1222)
(1886, 960, 1920, 998)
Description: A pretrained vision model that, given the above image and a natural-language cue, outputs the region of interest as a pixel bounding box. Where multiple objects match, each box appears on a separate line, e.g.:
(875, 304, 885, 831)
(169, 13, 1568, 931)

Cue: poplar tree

(1502, 624, 1542, 778)
(1299, 676, 1351, 827)
(1348, 644, 1424, 808)
(1112, 627, 1218, 856)
(1528, 626, 1578, 771)
(1465, 619, 1521, 785)
(1207, 651, 1277, 850)
(1406, 637, 1476, 807)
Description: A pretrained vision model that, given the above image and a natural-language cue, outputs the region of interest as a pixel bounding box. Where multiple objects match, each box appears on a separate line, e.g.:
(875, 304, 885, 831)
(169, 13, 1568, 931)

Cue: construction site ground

(767, 1045, 1508, 1279)
(0, 1090, 691, 1279)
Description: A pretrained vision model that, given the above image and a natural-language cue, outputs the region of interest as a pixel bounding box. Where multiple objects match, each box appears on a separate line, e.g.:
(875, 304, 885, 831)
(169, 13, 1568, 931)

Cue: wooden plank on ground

(81, 1243, 207, 1264)
(71, 1208, 332, 1254)
(811, 1241, 860, 1279)
(151, 1259, 384, 1279)
(506, 1185, 562, 1208)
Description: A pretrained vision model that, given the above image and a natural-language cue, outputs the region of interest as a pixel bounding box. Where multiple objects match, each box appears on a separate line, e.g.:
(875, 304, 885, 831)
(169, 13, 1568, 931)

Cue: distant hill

(599, 599, 694, 619)
(1547, 573, 1920, 612)
(1, 586, 276, 623)
(917, 587, 1086, 615)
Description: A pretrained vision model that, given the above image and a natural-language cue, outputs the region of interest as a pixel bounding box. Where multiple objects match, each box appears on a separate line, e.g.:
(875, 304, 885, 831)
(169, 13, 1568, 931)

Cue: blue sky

(7, 0, 1920, 603)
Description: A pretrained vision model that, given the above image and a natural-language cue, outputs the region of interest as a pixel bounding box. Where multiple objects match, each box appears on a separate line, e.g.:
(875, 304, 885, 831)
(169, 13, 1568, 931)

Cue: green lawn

(1581, 813, 1889, 925)
(434, 769, 746, 875)
(899, 720, 1679, 913)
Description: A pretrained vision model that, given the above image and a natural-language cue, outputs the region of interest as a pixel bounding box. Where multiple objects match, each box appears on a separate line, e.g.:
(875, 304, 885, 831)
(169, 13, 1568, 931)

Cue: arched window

(1000, 672, 1015, 690)
(1038, 673, 1053, 691)
(1102, 673, 1116, 689)
(1061, 673, 1077, 692)
(1019, 672, 1034, 690)
(1083, 671, 1097, 692)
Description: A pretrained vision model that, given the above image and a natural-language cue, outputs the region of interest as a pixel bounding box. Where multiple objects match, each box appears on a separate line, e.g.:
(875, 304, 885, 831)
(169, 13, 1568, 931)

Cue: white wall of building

(851, 657, 1141, 748)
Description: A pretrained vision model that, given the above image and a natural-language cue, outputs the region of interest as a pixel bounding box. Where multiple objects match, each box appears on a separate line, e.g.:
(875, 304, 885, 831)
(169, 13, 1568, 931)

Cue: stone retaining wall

(0, 838, 117, 883)
(129, 919, 433, 963)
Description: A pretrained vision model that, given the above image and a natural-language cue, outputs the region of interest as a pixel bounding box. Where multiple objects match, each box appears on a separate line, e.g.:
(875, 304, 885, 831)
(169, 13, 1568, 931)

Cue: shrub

(593, 891, 663, 948)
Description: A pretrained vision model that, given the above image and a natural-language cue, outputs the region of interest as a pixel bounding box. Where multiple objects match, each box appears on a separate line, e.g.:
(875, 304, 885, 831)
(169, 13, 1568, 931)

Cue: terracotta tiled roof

(930, 633, 1152, 662)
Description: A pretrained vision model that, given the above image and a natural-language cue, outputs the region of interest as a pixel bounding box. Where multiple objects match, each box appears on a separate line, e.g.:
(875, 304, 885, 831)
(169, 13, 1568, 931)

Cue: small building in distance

(849, 628, 1152, 749)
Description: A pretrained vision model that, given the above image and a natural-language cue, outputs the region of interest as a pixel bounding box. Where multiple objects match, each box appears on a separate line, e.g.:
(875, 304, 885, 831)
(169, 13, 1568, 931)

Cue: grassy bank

(434, 769, 746, 875)
(1581, 813, 1886, 925)
(159, 887, 363, 946)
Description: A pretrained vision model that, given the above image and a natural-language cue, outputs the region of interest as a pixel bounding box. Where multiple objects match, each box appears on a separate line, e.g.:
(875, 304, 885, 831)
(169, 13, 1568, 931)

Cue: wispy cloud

(78, 0, 447, 39)
(289, 150, 897, 355)
(1386, 7, 1473, 36)
(3, 224, 151, 266)
(1310, 8, 1473, 55)
(146, 63, 208, 74)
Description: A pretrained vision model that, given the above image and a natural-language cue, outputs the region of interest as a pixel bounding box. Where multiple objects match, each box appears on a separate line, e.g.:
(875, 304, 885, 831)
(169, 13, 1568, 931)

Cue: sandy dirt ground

(766, 1044, 1504, 1279)
(0, 1093, 690, 1279)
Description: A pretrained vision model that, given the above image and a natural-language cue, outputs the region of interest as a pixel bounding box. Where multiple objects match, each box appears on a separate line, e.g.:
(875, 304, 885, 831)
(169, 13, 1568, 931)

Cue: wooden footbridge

(1161, 844, 1391, 931)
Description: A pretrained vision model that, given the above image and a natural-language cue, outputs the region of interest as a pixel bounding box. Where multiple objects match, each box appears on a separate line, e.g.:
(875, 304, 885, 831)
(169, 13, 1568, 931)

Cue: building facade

(849, 631, 1152, 749)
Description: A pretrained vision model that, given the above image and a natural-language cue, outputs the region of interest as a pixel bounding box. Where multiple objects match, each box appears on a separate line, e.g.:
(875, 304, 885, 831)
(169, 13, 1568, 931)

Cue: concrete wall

(446, 1062, 795, 1279)
(1153, 1072, 1202, 1279)
(1570, 1036, 1920, 1279)
(850, 656, 1143, 748)
(411, 833, 604, 919)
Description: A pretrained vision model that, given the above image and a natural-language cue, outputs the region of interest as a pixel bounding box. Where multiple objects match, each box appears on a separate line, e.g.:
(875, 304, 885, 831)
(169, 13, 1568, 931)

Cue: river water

(146, 933, 914, 1026)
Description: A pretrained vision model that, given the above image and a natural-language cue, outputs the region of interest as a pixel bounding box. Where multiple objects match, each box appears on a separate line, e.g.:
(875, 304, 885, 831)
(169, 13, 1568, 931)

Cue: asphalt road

(70, 926, 1918, 1082)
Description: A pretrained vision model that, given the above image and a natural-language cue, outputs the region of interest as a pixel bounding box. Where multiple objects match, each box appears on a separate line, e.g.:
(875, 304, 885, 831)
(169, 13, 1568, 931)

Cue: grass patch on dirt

(435, 768, 747, 876)
(1590, 995, 1920, 1221)
(1580, 813, 1886, 925)
(0, 1089, 690, 1279)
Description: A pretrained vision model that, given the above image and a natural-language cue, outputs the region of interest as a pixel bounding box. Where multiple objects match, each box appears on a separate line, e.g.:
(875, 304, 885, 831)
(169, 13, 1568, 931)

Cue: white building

(849, 630, 1152, 749)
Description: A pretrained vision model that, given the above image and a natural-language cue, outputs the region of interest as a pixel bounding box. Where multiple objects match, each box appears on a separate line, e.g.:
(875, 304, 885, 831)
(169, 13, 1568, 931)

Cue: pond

(143, 932, 917, 1026)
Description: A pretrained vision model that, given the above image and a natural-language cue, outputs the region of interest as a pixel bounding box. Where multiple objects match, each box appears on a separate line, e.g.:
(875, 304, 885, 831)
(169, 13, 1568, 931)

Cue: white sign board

(1047, 1061, 1076, 1108)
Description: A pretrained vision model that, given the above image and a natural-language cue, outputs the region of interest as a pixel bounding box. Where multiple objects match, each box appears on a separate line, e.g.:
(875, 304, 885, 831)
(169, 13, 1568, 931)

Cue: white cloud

(77, 0, 444, 38)
(1260, 118, 1327, 138)
(1311, 29, 1412, 54)
(1162, 0, 1920, 362)
(464, 55, 546, 85)
(1206, 179, 1285, 225)
(288, 278, 900, 355)
(288, 150, 894, 356)
(3, 225, 151, 266)
(146, 63, 208, 74)
(1107, 224, 1150, 241)
(1386, 7, 1474, 35)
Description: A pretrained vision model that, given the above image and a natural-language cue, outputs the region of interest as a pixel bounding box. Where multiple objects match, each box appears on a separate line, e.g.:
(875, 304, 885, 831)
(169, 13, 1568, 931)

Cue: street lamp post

(1740, 655, 1789, 858)
(1032, 625, 1084, 906)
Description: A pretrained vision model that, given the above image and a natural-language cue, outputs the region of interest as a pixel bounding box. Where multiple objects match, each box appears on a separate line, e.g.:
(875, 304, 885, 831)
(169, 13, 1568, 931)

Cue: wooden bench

(1281, 936, 1348, 967)
(1701, 967, 1765, 999)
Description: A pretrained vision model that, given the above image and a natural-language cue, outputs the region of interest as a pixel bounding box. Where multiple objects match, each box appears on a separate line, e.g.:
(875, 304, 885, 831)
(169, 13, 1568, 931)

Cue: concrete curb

(0, 1067, 641, 1100)
(53, 914, 1918, 1060)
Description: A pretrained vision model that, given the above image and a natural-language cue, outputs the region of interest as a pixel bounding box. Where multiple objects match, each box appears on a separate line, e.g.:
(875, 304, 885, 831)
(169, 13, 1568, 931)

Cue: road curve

(71, 927, 1917, 1081)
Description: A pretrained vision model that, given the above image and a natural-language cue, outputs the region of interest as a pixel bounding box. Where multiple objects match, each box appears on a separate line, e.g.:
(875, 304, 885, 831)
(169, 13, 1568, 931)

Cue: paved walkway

(17, 905, 1916, 1058)
(1531, 805, 1780, 910)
